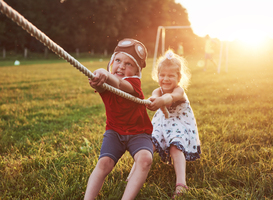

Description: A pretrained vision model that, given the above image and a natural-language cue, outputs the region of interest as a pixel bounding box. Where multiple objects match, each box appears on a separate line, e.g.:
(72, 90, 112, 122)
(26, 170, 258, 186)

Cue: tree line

(0, 0, 205, 57)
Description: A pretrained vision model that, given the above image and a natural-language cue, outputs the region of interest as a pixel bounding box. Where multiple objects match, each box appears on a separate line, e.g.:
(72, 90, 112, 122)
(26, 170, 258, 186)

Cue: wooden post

(24, 47, 28, 58)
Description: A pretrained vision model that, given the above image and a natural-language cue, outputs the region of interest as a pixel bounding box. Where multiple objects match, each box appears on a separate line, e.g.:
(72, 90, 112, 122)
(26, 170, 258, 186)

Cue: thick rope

(0, 0, 169, 118)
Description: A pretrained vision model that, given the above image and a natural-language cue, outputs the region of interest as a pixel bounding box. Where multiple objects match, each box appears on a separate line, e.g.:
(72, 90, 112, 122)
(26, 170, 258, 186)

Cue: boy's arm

(89, 68, 136, 95)
(88, 69, 108, 93)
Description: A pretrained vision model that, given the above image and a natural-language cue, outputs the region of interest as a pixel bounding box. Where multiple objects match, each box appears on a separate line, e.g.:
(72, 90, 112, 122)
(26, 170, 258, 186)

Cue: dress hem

(152, 137, 201, 164)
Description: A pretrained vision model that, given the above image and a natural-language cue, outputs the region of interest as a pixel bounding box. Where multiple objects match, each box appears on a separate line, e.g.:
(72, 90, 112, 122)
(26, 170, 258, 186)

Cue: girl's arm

(162, 86, 185, 105)
(89, 68, 136, 95)
(146, 88, 161, 111)
(147, 86, 185, 111)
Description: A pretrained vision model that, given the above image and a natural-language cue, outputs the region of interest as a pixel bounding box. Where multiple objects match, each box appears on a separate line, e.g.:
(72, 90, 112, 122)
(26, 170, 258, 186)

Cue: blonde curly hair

(152, 49, 191, 90)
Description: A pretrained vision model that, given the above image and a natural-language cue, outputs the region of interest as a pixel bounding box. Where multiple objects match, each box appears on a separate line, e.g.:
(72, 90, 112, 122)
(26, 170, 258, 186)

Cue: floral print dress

(152, 92, 201, 164)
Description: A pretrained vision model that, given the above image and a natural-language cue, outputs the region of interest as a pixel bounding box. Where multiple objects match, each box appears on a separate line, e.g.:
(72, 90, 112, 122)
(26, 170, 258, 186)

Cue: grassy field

(0, 49, 273, 199)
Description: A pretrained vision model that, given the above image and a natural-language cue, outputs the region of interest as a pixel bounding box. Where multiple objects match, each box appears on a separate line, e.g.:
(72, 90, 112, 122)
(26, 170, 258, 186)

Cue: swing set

(153, 26, 229, 74)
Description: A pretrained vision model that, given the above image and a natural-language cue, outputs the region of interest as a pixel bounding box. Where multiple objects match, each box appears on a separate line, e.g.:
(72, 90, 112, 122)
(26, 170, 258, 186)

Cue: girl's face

(111, 53, 139, 79)
(158, 65, 180, 93)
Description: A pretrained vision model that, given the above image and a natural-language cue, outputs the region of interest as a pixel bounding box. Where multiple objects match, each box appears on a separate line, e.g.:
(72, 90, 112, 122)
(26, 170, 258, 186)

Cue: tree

(0, 0, 202, 56)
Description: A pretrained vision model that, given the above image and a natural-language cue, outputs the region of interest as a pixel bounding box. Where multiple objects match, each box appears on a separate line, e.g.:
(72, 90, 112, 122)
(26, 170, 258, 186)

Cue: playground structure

(153, 26, 229, 73)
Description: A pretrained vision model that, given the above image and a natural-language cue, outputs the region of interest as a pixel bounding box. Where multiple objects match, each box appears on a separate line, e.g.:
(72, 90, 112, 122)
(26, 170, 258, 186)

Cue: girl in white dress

(128, 49, 201, 198)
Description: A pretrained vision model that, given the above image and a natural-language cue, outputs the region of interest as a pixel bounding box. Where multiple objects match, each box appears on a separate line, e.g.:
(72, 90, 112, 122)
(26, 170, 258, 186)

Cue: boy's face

(111, 53, 139, 79)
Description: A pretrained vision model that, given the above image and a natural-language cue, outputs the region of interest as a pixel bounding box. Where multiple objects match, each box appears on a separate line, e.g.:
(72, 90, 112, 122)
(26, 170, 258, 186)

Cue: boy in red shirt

(84, 39, 153, 200)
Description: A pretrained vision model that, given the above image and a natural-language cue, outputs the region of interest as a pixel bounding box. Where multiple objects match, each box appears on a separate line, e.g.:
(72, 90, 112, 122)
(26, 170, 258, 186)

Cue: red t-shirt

(99, 77, 153, 135)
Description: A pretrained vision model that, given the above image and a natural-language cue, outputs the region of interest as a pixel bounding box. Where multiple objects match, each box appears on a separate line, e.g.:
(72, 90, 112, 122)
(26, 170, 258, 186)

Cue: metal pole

(153, 26, 162, 70)
(217, 41, 223, 74)
(225, 41, 229, 72)
(162, 27, 165, 56)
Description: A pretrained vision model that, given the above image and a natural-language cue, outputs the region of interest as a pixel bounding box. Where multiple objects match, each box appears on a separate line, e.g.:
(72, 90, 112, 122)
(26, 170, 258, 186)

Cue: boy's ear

(135, 70, 140, 76)
(136, 67, 142, 77)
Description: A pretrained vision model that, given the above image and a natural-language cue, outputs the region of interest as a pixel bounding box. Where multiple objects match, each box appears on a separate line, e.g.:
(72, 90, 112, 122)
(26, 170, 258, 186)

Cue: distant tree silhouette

(0, 0, 204, 56)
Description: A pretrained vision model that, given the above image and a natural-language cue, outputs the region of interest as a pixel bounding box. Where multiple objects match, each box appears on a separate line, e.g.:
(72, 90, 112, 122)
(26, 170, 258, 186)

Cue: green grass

(0, 51, 111, 67)
(0, 51, 273, 199)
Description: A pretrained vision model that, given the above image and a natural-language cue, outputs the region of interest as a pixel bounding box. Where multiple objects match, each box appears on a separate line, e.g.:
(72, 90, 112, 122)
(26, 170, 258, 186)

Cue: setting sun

(176, 0, 273, 45)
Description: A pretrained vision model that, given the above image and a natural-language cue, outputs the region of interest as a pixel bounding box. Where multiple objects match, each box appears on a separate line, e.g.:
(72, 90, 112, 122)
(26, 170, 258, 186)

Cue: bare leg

(126, 162, 136, 181)
(84, 157, 115, 200)
(126, 145, 155, 181)
(121, 149, 153, 200)
(170, 145, 187, 194)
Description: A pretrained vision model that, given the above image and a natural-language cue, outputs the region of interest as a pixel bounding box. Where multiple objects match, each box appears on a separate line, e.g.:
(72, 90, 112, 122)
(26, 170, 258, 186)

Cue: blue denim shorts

(99, 129, 153, 164)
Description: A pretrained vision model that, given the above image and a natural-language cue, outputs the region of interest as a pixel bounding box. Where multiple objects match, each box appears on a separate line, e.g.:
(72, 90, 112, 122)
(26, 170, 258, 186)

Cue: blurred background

(1, 0, 273, 62)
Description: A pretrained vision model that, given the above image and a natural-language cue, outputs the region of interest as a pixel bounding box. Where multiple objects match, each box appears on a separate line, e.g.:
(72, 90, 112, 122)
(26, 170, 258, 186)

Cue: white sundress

(152, 91, 201, 164)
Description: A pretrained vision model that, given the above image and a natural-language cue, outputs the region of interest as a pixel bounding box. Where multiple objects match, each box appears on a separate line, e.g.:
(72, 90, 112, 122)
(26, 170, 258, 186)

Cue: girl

(128, 49, 201, 198)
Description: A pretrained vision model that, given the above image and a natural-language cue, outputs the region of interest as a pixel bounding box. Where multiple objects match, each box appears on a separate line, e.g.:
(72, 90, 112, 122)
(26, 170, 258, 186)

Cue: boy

(84, 39, 153, 200)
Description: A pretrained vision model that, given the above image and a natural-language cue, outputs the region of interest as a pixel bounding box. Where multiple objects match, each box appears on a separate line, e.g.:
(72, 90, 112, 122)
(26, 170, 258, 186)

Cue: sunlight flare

(176, 0, 273, 44)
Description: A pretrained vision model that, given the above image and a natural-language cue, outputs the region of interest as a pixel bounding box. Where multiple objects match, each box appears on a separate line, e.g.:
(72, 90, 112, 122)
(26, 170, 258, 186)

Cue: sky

(175, 0, 273, 42)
